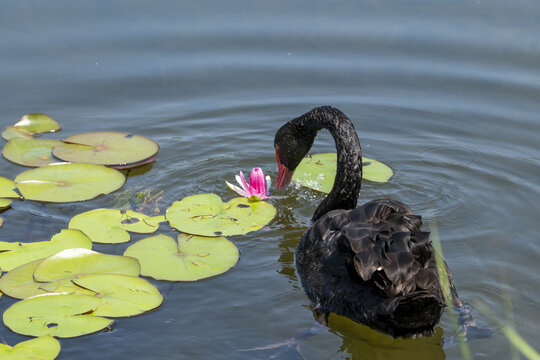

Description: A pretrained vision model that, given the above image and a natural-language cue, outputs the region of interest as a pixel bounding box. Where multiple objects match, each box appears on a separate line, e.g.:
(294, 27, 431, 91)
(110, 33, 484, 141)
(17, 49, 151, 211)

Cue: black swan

(274, 106, 462, 338)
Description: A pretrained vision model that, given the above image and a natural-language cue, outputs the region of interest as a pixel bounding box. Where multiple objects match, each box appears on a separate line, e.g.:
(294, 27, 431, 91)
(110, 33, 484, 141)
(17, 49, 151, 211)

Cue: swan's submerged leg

(237, 322, 327, 359)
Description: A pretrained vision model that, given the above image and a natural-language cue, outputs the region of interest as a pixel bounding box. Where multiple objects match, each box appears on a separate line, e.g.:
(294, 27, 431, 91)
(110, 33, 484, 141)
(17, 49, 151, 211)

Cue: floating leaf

(0, 335, 61, 360)
(13, 113, 61, 134)
(124, 234, 239, 281)
(14, 163, 126, 202)
(33, 248, 140, 282)
(3, 293, 113, 338)
(52, 131, 159, 166)
(0, 259, 92, 299)
(0, 229, 92, 272)
(2, 138, 64, 167)
(68, 208, 158, 244)
(1, 126, 34, 141)
(0, 176, 19, 198)
(293, 153, 393, 193)
(72, 274, 163, 317)
(109, 156, 156, 170)
(166, 194, 276, 237)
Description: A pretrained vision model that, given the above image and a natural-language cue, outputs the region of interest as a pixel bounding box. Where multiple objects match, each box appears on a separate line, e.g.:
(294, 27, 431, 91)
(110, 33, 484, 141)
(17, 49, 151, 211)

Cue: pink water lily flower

(226, 167, 271, 201)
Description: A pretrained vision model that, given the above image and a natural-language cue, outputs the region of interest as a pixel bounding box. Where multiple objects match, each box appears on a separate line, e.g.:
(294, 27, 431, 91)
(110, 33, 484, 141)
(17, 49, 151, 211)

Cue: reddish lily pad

(52, 131, 159, 166)
(14, 163, 126, 202)
(2, 138, 64, 167)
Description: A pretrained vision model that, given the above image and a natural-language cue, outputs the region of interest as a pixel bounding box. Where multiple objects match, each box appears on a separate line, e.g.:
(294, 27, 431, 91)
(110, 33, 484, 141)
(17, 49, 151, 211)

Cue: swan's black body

(275, 106, 458, 338)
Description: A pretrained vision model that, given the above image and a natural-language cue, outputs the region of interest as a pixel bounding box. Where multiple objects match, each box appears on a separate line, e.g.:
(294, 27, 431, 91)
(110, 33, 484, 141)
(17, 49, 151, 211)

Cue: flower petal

(265, 175, 271, 196)
(237, 172, 250, 193)
(226, 181, 250, 197)
(249, 168, 266, 196)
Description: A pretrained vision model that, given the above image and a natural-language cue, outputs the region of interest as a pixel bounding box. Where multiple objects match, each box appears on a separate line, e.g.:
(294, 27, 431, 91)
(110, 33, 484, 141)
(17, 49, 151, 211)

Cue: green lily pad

(33, 248, 140, 282)
(0, 259, 95, 299)
(2, 138, 64, 167)
(293, 153, 393, 193)
(0, 176, 20, 209)
(124, 234, 240, 281)
(68, 208, 159, 244)
(52, 131, 159, 166)
(72, 274, 163, 317)
(0, 335, 61, 360)
(166, 194, 276, 237)
(0, 229, 92, 272)
(1, 126, 34, 141)
(14, 113, 61, 134)
(14, 163, 126, 202)
(3, 292, 113, 338)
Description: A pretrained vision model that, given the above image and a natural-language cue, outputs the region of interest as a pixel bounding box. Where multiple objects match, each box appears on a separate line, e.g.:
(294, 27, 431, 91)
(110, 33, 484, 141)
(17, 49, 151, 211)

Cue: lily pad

(72, 274, 163, 317)
(0, 229, 92, 272)
(0, 259, 95, 299)
(3, 292, 113, 338)
(293, 153, 393, 193)
(68, 208, 159, 244)
(0, 176, 20, 209)
(0, 335, 61, 360)
(14, 163, 126, 202)
(2, 138, 64, 167)
(124, 234, 240, 281)
(14, 113, 61, 134)
(1, 126, 34, 141)
(166, 194, 276, 237)
(33, 248, 140, 282)
(52, 131, 159, 166)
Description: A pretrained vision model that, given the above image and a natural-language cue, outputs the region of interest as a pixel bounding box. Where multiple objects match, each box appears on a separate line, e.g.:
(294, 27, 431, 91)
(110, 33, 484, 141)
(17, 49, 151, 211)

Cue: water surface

(1, 1, 539, 359)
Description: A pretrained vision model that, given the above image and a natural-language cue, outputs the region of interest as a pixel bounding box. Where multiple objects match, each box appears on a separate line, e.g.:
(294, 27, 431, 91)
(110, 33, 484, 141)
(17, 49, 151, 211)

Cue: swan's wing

(341, 200, 438, 297)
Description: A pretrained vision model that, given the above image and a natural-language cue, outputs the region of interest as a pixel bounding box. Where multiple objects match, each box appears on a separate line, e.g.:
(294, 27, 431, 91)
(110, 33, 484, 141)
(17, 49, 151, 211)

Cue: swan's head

(274, 120, 316, 189)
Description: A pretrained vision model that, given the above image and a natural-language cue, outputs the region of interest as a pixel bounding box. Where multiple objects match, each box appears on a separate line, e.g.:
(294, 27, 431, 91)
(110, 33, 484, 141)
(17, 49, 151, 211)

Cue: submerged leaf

(14, 163, 126, 202)
(166, 193, 276, 237)
(0, 335, 61, 360)
(2, 138, 64, 167)
(124, 234, 239, 281)
(293, 153, 393, 193)
(52, 131, 159, 166)
(0, 229, 92, 272)
(3, 293, 113, 338)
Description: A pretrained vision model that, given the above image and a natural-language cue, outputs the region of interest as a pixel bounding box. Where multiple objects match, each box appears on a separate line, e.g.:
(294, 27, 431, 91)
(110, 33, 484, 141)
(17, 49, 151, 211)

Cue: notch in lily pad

(52, 131, 159, 168)
(124, 234, 239, 281)
(14, 163, 126, 202)
(166, 193, 276, 237)
(293, 153, 393, 193)
(1, 113, 61, 141)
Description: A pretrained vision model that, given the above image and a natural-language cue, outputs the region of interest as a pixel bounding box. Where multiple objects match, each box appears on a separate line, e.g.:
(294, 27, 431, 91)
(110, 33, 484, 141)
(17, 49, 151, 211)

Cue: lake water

(1, 1, 539, 359)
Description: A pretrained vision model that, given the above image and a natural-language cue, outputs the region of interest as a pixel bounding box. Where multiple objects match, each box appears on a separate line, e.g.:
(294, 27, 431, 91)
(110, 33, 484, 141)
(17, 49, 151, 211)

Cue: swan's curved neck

(294, 107, 363, 221)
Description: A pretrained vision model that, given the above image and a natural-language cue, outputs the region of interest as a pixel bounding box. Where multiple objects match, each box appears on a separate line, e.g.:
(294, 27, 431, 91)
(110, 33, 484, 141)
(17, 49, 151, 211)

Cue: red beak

(275, 146, 294, 189)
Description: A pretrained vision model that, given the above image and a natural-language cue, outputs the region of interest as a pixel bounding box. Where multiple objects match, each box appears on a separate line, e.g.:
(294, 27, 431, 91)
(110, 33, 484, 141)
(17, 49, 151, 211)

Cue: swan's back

(296, 199, 446, 338)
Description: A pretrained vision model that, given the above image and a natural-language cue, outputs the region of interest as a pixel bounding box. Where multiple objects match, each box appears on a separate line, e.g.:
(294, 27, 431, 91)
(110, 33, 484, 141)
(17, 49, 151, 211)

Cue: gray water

(1, 1, 539, 359)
